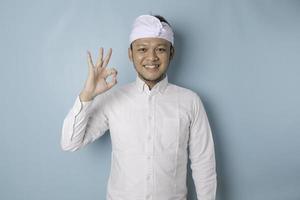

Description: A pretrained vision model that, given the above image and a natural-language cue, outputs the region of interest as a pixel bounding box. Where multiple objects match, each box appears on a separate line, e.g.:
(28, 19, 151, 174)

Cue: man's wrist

(79, 91, 94, 102)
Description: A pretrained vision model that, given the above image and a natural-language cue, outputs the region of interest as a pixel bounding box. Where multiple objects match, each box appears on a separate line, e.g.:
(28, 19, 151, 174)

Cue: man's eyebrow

(156, 44, 168, 46)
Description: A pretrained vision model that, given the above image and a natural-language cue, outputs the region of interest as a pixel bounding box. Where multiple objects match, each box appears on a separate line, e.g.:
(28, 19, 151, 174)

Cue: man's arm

(61, 94, 109, 152)
(188, 94, 217, 200)
(61, 48, 117, 152)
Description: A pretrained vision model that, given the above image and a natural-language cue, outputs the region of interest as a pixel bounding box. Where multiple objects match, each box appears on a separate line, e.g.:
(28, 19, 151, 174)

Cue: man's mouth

(143, 64, 159, 69)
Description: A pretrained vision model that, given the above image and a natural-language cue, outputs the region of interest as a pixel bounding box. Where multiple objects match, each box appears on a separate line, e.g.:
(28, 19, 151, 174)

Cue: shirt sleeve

(61, 94, 109, 152)
(188, 94, 217, 200)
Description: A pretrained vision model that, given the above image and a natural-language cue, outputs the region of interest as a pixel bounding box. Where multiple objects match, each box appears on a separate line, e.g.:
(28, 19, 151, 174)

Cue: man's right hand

(80, 48, 118, 102)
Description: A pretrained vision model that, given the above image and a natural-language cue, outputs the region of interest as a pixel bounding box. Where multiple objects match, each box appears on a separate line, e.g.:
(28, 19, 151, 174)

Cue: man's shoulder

(168, 83, 205, 113)
(168, 83, 200, 100)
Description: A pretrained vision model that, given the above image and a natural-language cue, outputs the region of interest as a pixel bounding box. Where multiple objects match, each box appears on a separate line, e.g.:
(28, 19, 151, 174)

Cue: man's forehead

(133, 38, 171, 46)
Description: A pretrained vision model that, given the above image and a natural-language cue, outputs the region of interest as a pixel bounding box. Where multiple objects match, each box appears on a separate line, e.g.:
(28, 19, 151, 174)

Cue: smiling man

(61, 15, 217, 200)
(129, 36, 174, 89)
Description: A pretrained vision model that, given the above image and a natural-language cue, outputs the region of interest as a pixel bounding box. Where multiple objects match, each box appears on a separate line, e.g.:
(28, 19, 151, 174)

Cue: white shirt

(61, 75, 217, 200)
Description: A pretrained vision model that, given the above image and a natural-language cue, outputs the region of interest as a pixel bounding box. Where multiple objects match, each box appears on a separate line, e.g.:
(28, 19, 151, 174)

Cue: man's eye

(138, 48, 146, 52)
(158, 48, 166, 52)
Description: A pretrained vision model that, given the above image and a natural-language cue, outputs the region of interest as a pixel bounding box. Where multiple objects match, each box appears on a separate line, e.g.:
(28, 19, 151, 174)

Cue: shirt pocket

(158, 117, 180, 150)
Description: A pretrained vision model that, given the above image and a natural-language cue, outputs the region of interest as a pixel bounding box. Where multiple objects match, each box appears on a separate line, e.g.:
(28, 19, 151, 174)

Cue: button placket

(147, 94, 154, 155)
(146, 94, 154, 199)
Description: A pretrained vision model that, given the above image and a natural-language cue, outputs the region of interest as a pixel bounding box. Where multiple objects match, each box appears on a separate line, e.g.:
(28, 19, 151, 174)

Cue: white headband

(129, 15, 174, 45)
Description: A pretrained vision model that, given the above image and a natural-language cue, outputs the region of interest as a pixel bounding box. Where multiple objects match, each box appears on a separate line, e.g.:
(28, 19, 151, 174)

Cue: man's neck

(138, 74, 166, 90)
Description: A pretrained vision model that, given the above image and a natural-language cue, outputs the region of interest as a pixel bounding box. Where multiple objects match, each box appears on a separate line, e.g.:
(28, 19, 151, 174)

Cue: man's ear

(128, 47, 133, 62)
(169, 46, 175, 60)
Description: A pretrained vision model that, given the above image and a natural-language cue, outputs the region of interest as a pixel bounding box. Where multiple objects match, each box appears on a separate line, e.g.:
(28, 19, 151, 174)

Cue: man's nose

(147, 49, 158, 61)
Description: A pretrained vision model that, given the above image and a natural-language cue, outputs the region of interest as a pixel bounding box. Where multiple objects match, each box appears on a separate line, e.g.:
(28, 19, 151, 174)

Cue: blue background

(1, 0, 299, 199)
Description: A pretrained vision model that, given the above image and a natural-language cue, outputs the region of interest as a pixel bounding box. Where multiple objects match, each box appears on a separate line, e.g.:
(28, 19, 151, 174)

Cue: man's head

(128, 15, 175, 88)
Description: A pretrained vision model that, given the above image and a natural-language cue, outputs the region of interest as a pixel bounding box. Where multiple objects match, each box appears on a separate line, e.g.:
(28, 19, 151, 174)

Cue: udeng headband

(129, 15, 174, 45)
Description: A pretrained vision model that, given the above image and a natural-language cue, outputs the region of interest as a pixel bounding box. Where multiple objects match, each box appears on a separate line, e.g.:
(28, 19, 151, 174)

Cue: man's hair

(153, 15, 171, 26)
(130, 15, 173, 50)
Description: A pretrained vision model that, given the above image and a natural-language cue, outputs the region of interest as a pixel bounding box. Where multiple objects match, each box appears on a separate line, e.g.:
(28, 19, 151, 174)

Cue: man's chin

(139, 73, 165, 83)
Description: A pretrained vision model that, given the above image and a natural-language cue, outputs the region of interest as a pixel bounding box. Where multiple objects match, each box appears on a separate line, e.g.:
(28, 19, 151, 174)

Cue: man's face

(128, 37, 174, 88)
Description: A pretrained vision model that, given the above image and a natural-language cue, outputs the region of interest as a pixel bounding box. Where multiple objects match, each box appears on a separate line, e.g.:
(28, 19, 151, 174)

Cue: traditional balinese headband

(129, 15, 174, 45)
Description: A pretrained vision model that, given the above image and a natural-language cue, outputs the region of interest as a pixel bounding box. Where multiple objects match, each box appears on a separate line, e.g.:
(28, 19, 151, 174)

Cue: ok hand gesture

(80, 48, 118, 102)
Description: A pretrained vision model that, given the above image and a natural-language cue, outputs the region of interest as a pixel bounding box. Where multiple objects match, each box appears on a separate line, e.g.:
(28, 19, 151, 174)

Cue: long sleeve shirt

(61, 75, 217, 200)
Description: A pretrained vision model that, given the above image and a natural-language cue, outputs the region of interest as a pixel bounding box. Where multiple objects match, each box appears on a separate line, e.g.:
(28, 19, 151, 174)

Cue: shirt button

(147, 156, 151, 160)
(146, 194, 151, 199)
(148, 136, 152, 141)
(147, 174, 151, 180)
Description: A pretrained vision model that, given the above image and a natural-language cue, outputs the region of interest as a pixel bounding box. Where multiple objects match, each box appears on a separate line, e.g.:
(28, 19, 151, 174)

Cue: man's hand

(80, 48, 118, 102)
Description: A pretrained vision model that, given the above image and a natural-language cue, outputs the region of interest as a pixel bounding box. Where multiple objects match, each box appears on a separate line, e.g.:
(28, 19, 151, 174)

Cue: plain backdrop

(1, 0, 299, 200)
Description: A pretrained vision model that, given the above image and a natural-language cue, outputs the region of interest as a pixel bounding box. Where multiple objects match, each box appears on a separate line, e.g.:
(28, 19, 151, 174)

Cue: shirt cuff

(72, 96, 93, 116)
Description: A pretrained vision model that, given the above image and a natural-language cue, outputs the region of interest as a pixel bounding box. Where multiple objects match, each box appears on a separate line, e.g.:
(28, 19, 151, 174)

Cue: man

(61, 14, 217, 200)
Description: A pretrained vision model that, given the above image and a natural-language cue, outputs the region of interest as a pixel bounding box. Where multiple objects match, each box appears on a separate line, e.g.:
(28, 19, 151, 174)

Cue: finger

(96, 47, 103, 68)
(104, 67, 117, 78)
(87, 51, 94, 68)
(106, 74, 117, 89)
(109, 67, 118, 75)
(87, 51, 95, 73)
(102, 48, 112, 68)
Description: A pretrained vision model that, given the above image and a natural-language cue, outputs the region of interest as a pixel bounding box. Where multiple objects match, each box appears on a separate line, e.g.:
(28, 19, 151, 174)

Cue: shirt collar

(135, 75, 168, 94)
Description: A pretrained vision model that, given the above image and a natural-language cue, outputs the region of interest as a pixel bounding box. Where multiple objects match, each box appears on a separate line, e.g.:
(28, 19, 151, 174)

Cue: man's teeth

(144, 65, 159, 69)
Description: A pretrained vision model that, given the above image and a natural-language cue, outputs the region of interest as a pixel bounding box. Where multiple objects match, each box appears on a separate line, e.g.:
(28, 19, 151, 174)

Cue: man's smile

(143, 64, 160, 69)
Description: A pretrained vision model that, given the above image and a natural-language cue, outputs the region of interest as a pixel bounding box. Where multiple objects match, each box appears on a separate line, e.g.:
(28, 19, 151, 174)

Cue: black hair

(153, 15, 171, 26)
